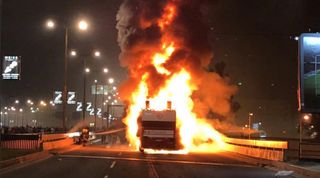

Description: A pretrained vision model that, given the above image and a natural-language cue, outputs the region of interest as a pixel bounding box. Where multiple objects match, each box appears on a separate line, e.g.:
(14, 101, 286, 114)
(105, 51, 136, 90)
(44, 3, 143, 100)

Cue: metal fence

(0, 134, 41, 150)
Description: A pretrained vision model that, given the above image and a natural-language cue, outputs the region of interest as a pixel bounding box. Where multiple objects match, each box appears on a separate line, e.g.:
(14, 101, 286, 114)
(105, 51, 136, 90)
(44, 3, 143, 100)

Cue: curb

(0, 151, 52, 173)
(225, 152, 320, 178)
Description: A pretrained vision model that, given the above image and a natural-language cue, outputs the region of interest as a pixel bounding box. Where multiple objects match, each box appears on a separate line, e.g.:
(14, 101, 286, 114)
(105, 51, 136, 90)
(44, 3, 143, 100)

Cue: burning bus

(117, 0, 235, 153)
(137, 101, 181, 152)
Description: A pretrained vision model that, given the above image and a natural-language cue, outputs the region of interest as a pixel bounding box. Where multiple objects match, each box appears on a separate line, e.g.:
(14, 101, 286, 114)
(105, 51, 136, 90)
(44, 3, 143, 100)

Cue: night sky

(1, 0, 320, 136)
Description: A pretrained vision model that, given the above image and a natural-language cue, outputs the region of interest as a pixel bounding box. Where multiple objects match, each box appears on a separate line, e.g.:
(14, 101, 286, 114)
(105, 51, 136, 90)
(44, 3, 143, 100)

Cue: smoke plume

(116, 0, 237, 120)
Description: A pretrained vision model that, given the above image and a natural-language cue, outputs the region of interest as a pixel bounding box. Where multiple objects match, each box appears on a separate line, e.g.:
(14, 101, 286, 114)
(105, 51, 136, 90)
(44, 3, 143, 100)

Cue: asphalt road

(1, 145, 277, 178)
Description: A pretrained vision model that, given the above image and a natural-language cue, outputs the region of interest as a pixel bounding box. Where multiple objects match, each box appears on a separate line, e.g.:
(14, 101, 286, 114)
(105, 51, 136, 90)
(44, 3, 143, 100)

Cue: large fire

(116, 0, 236, 153)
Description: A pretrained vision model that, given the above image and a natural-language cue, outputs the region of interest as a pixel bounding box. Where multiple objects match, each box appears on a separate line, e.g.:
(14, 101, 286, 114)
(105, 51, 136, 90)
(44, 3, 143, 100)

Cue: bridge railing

(223, 137, 288, 161)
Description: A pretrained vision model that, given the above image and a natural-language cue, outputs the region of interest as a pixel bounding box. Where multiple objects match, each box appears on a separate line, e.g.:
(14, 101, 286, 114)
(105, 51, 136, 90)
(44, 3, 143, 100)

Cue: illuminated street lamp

(40, 100, 47, 106)
(94, 51, 101, 57)
(103, 68, 108, 73)
(15, 100, 19, 104)
(70, 50, 77, 57)
(303, 115, 310, 121)
(78, 20, 88, 31)
(45, 18, 89, 131)
(46, 20, 55, 29)
(108, 78, 114, 84)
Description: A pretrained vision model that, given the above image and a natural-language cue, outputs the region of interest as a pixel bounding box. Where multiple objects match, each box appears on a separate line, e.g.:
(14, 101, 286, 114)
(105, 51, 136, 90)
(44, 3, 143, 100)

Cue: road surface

(1, 144, 278, 178)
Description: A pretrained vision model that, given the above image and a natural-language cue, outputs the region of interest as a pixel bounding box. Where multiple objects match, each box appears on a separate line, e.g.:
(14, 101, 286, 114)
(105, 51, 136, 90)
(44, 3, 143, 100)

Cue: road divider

(224, 137, 288, 161)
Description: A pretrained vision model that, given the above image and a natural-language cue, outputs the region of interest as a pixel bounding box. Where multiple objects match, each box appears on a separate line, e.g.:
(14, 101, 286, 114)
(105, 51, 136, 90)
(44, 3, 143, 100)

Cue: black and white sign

(76, 102, 83, 111)
(75, 102, 101, 116)
(67, 92, 76, 104)
(54, 91, 76, 105)
(2, 56, 21, 80)
(54, 91, 63, 104)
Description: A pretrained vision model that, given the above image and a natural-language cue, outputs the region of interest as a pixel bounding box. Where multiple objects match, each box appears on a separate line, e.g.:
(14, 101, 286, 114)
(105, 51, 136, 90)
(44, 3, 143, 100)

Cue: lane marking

(147, 155, 159, 178)
(110, 161, 116, 168)
(60, 154, 256, 168)
(104, 175, 108, 178)
(91, 139, 102, 144)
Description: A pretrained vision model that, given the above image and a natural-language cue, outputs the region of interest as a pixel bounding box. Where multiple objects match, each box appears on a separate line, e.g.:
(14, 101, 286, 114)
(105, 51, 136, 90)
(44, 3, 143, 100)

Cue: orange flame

(122, 2, 226, 154)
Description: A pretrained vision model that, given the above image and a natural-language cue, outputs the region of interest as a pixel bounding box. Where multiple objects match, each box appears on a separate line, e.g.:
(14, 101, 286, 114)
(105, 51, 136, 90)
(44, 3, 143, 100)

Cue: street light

(78, 20, 88, 31)
(94, 79, 98, 131)
(108, 78, 114, 84)
(45, 18, 89, 131)
(94, 51, 101, 57)
(248, 112, 253, 139)
(15, 100, 19, 104)
(70, 50, 77, 56)
(46, 20, 55, 29)
(299, 114, 312, 159)
(103, 68, 108, 73)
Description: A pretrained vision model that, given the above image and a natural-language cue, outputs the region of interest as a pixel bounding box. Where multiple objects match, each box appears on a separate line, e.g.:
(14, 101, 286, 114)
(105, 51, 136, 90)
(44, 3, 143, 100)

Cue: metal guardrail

(224, 137, 288, 161)
(300, 143, 320, 160)
(224, 137, 288, 149)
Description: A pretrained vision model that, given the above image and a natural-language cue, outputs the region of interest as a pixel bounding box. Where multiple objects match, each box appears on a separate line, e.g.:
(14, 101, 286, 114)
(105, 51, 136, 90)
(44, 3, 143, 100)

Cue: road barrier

(41, 133, 75, 150)
(0, 134, 41, 150)
(300, 142, 320, 160)
(224, 137, 288, 161)
(41, 133, 68, 142)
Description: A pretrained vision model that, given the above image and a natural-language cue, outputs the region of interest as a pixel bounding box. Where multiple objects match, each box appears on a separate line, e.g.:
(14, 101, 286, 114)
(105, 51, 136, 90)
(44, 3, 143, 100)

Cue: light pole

(71, 50, 101, 125)
(248, 112, 253, 139)
(83, 67, 90, 123)
(45, 19, 88, 132)
(299, 114, 311, 159)
(94, 79, 98, 131)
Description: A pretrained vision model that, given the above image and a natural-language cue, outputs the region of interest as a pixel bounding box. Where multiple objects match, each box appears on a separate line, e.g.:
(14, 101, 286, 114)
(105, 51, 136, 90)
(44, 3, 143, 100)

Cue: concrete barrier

(42, 137, 74, 150)
(41, 133, 67, 142)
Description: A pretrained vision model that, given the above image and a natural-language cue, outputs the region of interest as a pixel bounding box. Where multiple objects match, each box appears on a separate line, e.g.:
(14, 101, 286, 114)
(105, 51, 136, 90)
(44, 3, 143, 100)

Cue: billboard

(299, 33, 320, 113)
(2, 56, 21, 80)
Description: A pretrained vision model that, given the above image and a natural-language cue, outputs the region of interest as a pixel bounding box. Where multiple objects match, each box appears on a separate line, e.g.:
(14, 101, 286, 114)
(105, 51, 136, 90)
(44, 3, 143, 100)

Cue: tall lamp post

(299, 114, 311, 159)
(45, 19, 88, 131)
(248, 112, 253, 139)
(94, 79, 98, 131)
(70, 50, 102, 127)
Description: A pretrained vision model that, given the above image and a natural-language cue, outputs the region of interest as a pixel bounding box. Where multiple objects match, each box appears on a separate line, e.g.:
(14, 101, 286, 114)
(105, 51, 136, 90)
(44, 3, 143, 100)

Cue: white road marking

(60, 154, 256, 168)
(147, 156, 159, 178)
(104, 175, 108, 178)
(91, 139, 102, 144)
(110, 161, 116, 168)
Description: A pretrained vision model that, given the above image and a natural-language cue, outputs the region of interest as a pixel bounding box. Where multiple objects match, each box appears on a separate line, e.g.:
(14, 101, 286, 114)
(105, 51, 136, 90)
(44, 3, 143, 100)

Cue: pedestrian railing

(0, 134, 41, 150)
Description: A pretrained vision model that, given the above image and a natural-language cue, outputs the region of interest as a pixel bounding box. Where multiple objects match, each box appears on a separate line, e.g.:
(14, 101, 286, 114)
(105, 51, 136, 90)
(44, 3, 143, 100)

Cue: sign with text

(2, 56, 21, 80)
